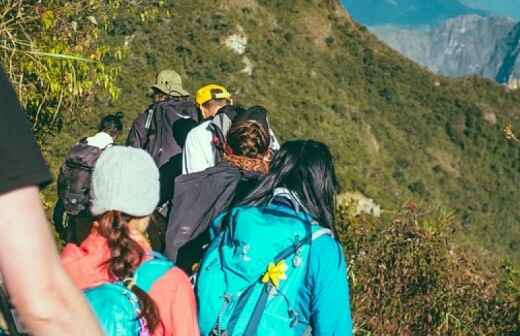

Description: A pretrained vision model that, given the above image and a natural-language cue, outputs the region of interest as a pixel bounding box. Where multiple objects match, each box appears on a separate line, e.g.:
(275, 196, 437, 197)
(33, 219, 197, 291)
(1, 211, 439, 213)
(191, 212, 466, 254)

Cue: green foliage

(338, 202, 520, 335)
(0, 0, 170, 135)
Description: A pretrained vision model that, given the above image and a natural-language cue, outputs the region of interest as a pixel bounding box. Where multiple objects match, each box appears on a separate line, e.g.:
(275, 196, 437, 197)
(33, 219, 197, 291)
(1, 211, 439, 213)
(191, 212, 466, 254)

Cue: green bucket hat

(151, 69, 189, 97)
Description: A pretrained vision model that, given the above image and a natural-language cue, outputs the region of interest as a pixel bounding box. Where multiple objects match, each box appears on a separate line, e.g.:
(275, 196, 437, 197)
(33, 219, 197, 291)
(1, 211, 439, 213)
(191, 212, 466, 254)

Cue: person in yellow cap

(195, 84, 232, 119)
(182, 84, 234, 174)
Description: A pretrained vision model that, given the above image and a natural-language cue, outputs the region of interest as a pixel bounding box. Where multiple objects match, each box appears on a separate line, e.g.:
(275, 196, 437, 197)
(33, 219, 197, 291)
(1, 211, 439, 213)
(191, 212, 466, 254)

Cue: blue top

(306, 234, 353, 335)
(207, 190, 354, 335)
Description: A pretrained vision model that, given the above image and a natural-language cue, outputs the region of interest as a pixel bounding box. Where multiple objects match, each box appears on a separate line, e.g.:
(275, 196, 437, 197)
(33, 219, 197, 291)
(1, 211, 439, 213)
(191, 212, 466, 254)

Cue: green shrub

(338, 202, 520, 335)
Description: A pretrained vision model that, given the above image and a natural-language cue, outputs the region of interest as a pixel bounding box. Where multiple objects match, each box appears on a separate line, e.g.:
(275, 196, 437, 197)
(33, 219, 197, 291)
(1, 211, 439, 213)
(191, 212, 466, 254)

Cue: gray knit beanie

(90, 146, 159, 217)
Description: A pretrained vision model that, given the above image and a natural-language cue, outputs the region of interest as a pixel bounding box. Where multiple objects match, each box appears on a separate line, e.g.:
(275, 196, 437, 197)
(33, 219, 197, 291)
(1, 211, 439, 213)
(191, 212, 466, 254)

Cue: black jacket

(165, 161, 262, 272)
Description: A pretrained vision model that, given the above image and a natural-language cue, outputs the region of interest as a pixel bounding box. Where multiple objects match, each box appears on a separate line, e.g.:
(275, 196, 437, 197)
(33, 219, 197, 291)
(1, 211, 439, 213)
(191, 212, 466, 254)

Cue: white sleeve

(182, 127, 215, 174)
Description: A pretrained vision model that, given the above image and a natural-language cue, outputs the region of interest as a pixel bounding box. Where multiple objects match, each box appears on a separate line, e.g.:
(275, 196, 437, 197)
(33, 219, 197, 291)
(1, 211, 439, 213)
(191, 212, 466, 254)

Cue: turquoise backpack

(196, 196, 332, 336)
(84, 253, 173, 336)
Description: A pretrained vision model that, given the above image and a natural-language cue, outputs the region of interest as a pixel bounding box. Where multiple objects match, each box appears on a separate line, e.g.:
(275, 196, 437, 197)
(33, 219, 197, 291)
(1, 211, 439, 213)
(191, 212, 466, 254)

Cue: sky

(462, 0, 520, 20)
(341, 0, 520, 27)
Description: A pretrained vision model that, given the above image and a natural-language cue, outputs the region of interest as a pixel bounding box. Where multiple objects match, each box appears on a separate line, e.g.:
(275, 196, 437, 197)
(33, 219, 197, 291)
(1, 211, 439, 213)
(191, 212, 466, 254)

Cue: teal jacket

(303, 226, 352, 335)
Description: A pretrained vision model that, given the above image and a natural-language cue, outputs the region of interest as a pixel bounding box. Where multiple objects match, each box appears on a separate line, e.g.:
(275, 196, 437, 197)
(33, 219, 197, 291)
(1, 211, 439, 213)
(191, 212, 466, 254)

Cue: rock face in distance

(370, 15, 520, 87)
(485, 22, 520, 88)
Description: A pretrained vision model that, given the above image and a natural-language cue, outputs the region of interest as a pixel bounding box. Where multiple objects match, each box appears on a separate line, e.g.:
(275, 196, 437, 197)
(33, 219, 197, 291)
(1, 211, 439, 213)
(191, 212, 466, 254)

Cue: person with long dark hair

(61, 146, 198, 336)
(196, 140, 353, 336)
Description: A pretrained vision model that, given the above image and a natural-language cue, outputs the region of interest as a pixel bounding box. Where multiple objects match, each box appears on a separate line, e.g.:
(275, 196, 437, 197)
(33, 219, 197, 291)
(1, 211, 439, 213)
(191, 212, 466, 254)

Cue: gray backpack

(57, 139, 104, 216)
(127, 99, 199, 169)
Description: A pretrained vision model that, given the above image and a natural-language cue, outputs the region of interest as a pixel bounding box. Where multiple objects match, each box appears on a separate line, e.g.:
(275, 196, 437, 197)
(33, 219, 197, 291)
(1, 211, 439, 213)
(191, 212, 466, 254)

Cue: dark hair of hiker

(240, 140, 340, 231)
(227, 120, 270, 158)
(99, 112, 124, 137)
(96, 210, 162, 333)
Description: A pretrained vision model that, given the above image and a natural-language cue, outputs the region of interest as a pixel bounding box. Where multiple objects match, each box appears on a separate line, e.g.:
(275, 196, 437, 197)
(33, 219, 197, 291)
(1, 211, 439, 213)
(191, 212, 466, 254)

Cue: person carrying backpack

(182, 84, 234, 175)
(127, 70, 198, 251)
(127, 69, 198, 175)
(61, 146, 199, 336)
(183, 85, 280, 175)
(196, 140, 353, 336)
(165, 106, 274, 272)
(54, 113, 123, 244)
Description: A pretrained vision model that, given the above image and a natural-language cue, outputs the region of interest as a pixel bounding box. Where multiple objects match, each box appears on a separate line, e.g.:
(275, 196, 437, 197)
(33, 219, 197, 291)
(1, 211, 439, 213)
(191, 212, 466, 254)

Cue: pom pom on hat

(90, 146, 159, 217)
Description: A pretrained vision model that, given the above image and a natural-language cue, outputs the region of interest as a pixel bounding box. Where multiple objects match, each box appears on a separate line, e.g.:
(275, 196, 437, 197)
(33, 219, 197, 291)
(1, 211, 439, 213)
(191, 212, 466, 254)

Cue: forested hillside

(85, 0, 520, 266)
(2, 0, 520, 333)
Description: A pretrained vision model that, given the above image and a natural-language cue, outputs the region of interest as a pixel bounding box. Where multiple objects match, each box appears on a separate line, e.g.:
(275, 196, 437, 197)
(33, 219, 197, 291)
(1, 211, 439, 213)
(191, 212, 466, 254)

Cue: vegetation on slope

(81, 0, 520, 265)
(2, 0, 520, 332)
(339, 201, 520, 335)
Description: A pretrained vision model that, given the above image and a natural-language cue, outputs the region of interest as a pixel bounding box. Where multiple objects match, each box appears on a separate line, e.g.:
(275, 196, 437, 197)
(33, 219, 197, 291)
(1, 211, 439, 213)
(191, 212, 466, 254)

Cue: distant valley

(343, 0, 520, 88)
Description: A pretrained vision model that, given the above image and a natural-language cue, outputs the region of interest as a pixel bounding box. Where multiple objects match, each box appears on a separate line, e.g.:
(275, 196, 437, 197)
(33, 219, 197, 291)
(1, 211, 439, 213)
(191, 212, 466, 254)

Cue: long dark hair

(97, 211, 161, 333)
(240, 140, 340, 230)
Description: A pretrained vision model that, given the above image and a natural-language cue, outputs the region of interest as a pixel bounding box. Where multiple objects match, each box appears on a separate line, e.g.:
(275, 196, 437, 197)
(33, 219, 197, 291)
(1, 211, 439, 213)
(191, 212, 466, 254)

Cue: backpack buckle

(209, 328, 228, 336)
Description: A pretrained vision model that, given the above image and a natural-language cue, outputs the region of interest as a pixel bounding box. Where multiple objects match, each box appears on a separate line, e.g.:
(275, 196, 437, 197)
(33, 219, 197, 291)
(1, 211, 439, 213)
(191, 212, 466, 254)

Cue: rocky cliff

(486, 22, 520, 88)
(371, 15, 520, 88)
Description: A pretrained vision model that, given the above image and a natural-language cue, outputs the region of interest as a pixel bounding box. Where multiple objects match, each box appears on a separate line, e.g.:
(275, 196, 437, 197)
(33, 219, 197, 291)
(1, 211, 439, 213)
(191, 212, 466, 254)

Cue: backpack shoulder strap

(134, 253, 174, 293)
(208, 122, 226, 163)
(144, 104, 155, 130)
(0, 285, 22, 336)
(225, 228, 332, 336)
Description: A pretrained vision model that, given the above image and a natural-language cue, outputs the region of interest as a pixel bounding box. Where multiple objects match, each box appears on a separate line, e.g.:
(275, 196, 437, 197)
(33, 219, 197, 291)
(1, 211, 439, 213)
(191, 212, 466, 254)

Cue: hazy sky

(461, 0, 520, 19)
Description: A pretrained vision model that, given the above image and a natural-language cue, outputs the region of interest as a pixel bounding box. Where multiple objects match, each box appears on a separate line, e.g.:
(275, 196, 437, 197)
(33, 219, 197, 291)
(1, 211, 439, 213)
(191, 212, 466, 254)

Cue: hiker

(0, 66, 103, 335)
(196, 140, 353, 336)
(61, 146, 199, 336)
(183, 85, 280, 175)
(165, 106, 273, 272)
(126, 69, 198, 184)
(127, 70, 198, 251)
(182, 84, 234, 174)
(54, 113, 123, 244)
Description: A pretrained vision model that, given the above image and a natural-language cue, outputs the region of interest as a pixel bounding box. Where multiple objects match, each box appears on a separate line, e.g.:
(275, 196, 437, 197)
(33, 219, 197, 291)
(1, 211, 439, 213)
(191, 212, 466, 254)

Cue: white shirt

(86, 132, 113, 149)
(182, 121, 216, 174)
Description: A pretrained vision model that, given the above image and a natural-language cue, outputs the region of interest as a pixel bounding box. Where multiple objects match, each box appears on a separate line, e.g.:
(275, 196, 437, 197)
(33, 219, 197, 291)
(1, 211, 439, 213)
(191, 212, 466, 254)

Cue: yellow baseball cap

(195, 84, 232, 107)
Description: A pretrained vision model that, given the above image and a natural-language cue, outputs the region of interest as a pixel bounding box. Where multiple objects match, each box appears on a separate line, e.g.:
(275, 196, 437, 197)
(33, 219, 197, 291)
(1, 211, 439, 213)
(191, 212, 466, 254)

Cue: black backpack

(128, 99, 199, 169)
(57, 140, 104, 216)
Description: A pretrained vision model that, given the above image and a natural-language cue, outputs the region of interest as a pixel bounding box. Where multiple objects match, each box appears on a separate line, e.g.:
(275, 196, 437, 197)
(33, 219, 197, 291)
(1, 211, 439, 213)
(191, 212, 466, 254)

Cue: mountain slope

(41, 0, 520, 265)
(341, 0, 486, 26)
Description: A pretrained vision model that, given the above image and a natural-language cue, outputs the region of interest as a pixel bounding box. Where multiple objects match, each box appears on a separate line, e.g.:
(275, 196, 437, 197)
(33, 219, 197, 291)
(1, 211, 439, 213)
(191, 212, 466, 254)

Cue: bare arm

(0, 186, 103, 336)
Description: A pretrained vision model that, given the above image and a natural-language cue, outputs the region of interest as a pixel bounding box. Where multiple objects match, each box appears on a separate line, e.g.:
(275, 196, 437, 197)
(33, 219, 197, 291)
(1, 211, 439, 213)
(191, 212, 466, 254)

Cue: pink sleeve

(150, 268, 199, 336)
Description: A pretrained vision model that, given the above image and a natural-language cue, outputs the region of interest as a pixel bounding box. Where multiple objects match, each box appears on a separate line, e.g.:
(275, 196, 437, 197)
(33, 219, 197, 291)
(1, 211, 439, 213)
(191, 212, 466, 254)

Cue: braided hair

(96, 211, 161, 333)
(226, 120, 270, 158)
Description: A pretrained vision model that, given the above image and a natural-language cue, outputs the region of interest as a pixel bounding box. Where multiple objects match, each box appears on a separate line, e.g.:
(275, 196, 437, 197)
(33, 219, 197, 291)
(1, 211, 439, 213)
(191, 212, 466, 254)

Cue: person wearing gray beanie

(60, 145, 199, 335)
(90, 146, 160, 217)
